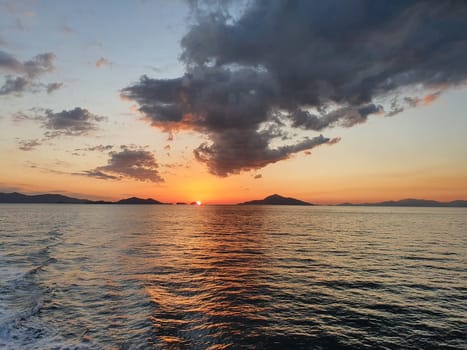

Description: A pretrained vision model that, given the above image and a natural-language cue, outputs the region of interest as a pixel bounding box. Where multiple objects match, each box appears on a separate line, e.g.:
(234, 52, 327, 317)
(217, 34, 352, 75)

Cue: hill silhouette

(338, 198, 467, 207)
(116, 197, 164, 204)
(239, 194, 313, 206)
(2, 192, 466, 207)
(0, 192, 92, 204)
(0, 192, 163, 205)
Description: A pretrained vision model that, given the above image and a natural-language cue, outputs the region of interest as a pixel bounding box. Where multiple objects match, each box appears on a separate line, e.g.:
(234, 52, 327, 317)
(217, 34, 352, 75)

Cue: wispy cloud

(95, 57, 111, 68)
(46, 82, 63, 94)
(17, 138, 41, 151)
(58, 24, 73, 35)
(74, 144, 114, 153)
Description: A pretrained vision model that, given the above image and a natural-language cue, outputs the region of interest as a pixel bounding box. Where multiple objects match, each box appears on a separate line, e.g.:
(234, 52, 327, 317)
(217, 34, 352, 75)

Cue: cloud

(0, 51, 55, 78)
(194, 131, 331, 176)
(386, 90, 444, 116)
(0, 50, 19, 70)
(18, 138, 41, 151)
(290, 104, 383, 131)
(3, 0, 36, 17)
(0, 50, 56, 95)
(81, 146, 164, 182)
(41, 108, 106, 137)
(80, 170, 119, 180)
(15, 107, 106, 138)
(122, 0, 467, 176)
(46, 82, 63, 94)
(95, 57, 111, 68)
(75, 144, 114, 153)
(0, 76, 29, 95)
(59, 25, 73, 35)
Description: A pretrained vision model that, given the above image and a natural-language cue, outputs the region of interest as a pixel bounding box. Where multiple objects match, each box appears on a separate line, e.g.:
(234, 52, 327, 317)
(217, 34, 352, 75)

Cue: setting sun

(196, 201, 202, 206)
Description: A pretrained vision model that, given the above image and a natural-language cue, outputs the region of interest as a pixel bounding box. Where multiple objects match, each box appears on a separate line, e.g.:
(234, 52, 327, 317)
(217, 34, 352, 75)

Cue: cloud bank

(122, 0, 467, 176)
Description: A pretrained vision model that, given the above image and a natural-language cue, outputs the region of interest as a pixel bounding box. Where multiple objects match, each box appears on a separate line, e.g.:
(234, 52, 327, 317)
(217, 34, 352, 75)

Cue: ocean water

(0, 204, 465, 350)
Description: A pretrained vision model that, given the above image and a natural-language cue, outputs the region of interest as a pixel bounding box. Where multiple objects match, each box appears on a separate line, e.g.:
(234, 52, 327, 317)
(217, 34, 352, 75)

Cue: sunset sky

(1, 0, 466, 204)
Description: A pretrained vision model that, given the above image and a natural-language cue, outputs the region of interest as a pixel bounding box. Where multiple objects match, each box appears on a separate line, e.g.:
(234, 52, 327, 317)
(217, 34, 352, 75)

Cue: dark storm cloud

(82, 147, 164, 183)
(123, 0, 467, 175)
(0, 50, 56, 95)
(290, 104, 383, 131)
(123, 66, 278, 130)
(194, 131, 331, 176)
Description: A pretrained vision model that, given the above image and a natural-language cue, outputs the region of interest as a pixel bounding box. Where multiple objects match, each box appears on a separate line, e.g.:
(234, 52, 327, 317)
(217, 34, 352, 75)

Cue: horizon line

(1, 191, 466, 207)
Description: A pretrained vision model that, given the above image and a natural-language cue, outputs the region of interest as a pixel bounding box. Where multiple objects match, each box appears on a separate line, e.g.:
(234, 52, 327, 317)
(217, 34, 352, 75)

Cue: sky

(1, 0, 466, 204)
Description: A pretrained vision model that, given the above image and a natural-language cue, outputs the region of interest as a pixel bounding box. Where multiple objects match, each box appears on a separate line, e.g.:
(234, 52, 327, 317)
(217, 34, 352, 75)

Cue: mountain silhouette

(338, 198, 467, 207)
(116, 197, 164, 204)
(239, 194, 313, 206)
(0, 192, 162, 204)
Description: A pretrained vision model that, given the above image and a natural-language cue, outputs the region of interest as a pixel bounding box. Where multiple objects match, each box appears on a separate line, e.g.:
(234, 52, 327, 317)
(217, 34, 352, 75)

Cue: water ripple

(0, 204, 465, 349)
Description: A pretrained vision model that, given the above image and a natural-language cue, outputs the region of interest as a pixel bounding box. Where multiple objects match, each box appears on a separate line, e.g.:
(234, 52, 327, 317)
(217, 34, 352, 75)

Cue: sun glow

(196, 200, 202, 206)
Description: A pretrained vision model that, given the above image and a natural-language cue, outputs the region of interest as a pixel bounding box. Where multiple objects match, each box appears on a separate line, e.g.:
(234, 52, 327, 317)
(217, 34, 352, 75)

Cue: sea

(0, 204, 465, 350)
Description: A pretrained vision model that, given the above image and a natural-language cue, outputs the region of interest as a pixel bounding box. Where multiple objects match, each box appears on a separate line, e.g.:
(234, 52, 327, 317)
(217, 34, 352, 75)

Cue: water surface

(0, 204, 465, 349)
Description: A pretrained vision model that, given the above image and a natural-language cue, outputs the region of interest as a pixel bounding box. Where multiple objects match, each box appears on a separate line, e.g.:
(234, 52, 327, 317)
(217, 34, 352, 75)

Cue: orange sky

(1, 1, 466, 204)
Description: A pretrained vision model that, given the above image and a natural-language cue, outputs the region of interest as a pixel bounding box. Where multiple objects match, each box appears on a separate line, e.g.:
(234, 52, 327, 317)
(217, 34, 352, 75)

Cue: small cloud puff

(95, 57, 111, 68)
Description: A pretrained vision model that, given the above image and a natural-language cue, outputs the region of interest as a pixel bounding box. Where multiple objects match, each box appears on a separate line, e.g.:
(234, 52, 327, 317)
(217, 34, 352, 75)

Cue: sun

(196, 200, 202, 206)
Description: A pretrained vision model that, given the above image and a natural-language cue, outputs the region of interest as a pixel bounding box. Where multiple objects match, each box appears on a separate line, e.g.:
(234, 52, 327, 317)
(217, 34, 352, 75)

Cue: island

(2, 192, 467, 207)
(116, 197, 164, 205)
(338, 198, 467, 207)
(238, 194, 313, 206)
(0, 192, 93, 204)
(0, 192, 165, 205)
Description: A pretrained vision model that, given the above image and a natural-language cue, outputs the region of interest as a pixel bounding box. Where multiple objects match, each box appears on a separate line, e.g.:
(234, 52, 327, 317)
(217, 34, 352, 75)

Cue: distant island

(338, 198, 467, 208)
(238, 194, 313, 206)
(0, 192, 166, 205)
(1, 192, 467, 207)
(115, 197, 164, 205)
